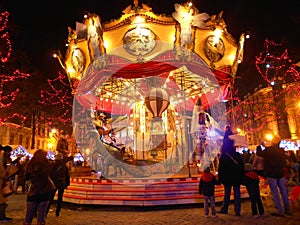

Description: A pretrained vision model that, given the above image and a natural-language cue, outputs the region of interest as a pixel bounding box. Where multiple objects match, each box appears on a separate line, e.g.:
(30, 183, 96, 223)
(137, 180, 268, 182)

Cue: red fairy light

(39, 71, 73, 125)
(0, 10, 30, 111)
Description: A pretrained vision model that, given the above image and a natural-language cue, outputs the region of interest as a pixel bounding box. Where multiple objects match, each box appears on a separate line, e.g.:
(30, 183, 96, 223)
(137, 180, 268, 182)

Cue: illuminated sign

(279, 140, 299, 151)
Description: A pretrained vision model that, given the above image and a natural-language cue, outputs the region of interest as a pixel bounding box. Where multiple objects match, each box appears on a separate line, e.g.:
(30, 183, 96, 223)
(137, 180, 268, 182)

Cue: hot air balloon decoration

(144, 88, 170, 156)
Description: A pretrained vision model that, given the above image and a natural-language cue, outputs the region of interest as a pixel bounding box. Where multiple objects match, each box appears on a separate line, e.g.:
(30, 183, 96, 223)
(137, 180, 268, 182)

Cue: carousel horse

(84, 129, 125, 177)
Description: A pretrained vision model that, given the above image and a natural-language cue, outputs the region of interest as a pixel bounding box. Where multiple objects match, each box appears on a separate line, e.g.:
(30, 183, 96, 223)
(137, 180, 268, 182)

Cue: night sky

(1, 0, 300, 98)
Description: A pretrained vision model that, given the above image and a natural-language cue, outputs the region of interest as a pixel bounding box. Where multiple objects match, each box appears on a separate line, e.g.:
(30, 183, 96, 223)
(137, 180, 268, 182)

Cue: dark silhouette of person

(218, 138, 244, 216)
(256, 136, 292, 217)
(0, 145, 14, 222)
(199, 167, 221, 217)
(46, 153, 73, 217)
(242, 163, 264, 217)
(23, 149, 55, 225)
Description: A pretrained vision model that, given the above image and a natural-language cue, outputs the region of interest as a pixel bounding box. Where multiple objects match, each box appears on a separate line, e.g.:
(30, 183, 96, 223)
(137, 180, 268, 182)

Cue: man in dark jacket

(256, 135, 292, 217)
(218, 138, 244, 216)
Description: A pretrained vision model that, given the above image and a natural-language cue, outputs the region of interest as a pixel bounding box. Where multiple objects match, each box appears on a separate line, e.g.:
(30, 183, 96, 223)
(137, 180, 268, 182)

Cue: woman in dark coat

(218, 139, 244, 216)
(24, 149, 55, 225)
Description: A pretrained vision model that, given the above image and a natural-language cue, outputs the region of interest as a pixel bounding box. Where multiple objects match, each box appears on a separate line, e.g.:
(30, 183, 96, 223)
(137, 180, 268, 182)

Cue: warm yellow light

(236, 128, 241, 133)
(265, 133, 273, 141)
(103, 40, 109, 49)
(133, 16, 145, 24)
(67, 67, 75, 74)
(171, 34, 176, 42)
(213, 28, 222, 42)
(229, 54, 236, 61)
(47, 142, 53, 149)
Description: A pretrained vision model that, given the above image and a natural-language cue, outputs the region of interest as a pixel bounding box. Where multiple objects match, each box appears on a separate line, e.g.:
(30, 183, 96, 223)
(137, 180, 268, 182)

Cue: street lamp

(265, 133, 273, 141)
(48, 128, 58, 152)
(47, 142, 54, 150)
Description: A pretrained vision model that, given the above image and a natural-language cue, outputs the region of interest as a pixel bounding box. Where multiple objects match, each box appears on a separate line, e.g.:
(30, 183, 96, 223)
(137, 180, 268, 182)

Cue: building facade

(0, 122, 51, 152)
(231, 81, 300, 149)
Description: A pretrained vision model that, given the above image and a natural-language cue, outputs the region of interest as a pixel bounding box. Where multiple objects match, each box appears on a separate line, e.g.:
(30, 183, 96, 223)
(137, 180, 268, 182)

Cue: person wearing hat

(256, 135, 293, 217)
(242, 163, 264, 217)
(199, 166, 221, 218)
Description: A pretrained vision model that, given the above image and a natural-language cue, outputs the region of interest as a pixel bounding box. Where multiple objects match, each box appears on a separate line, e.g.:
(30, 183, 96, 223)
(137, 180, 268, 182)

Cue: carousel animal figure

(85, 129, 124, 177)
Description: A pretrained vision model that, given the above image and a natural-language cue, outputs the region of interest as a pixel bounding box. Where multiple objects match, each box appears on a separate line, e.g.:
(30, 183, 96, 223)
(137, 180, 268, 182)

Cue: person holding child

(199, 166, 221, 218)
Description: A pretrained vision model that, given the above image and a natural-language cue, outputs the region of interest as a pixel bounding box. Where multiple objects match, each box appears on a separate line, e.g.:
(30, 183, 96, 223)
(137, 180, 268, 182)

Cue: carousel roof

(61, 1, 244, 113)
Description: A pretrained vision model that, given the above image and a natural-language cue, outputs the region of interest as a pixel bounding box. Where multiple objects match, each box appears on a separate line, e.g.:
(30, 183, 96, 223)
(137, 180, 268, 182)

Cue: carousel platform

(63, 167, 251, 206)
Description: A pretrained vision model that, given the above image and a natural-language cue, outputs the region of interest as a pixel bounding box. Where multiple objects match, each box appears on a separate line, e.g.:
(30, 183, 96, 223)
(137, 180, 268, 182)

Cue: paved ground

(4, 192, 300, 225)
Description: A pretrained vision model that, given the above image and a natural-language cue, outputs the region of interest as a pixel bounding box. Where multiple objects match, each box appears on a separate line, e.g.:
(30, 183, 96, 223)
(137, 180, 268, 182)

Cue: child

(242, 163, 265, 217)
(199, 167, 221, 218)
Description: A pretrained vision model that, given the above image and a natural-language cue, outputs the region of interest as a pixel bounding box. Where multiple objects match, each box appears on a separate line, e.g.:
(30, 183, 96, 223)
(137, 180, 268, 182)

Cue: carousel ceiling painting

(56, 1, 246, 178)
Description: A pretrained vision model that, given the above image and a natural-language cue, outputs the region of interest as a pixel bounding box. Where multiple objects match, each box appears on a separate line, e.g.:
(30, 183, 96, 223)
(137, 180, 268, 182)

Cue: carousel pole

(180, 71, 191, 177)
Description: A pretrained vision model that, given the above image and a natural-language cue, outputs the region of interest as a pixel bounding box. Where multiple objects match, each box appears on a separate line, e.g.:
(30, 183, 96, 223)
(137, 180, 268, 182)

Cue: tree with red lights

(1, 9, 72, 136)
(39, 71, 73, 133)
(254, 39, 300, 139)
(0, 11, 30, 116)
(255, 38, 300, 84)
(232, 38, 300, 139)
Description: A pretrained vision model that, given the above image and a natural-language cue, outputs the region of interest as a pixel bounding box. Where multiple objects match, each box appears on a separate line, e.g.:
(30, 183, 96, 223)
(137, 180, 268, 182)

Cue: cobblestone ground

(5, 193, 300, 225)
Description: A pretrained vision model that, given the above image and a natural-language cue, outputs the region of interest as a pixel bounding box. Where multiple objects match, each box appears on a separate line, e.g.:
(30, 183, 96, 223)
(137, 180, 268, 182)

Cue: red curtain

(74, 51, 233, 113)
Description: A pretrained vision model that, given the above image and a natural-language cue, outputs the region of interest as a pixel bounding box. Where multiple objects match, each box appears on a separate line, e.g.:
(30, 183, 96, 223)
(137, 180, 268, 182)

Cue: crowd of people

(2, 124, 300, 223)
(0, 143, 73, 225)
(198, 125, 298, 218)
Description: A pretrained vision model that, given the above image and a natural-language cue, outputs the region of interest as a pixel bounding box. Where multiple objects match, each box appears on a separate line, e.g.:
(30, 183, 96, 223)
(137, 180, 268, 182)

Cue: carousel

(55, 1, 248, 205)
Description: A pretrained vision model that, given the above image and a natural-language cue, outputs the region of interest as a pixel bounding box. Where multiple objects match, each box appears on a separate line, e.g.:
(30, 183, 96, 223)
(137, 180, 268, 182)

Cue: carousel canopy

(74, 51, 230, 114)
(61, 1, 243, 114)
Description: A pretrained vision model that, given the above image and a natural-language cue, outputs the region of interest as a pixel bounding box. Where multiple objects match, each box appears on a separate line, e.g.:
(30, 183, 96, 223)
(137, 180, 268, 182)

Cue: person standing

(0, 145, 15, 222)
(252, 142, 265, 178)
(46, 153, 73, 217)
(242, 163, 264, 217)
(218, 138, 244, 216)
(199, 167, 221, 218)
(256, 135, 293, 217)
(223, 125, 233, 144)
(56, 133, 69, 156)
(23, 149, 56, 225)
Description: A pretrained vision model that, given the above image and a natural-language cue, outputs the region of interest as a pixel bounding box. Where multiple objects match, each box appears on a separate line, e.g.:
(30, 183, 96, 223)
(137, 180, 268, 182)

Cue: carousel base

(63, 167, 252, 206)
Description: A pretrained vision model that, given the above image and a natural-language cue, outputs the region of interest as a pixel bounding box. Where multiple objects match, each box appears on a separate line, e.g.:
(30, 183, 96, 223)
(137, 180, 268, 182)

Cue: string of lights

(0, 11, 30, 109)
